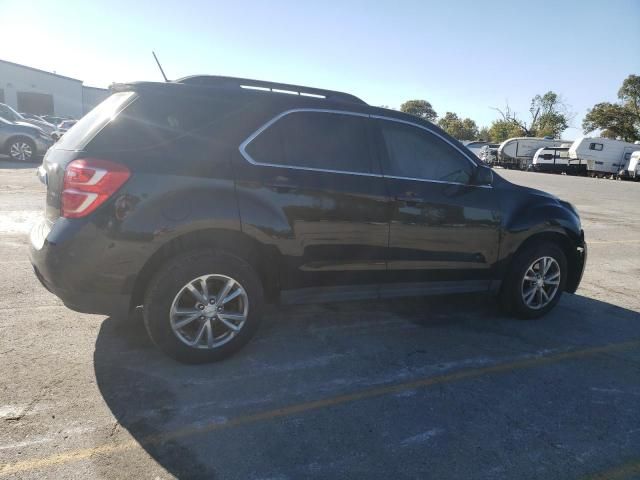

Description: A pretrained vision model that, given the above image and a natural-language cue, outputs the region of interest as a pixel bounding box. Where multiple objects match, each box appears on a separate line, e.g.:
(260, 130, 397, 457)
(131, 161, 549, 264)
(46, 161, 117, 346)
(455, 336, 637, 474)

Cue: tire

(143, 249, 264, 363)
(500, 242, 567, 319)
(7, 137, 36, 162)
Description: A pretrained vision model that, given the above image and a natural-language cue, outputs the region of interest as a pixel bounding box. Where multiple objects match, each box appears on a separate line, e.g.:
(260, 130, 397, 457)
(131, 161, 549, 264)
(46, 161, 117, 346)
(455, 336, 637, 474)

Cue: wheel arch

(4, 135, 35, 153)
(129, 228, 281, 312)
(506, 230, 581, 293)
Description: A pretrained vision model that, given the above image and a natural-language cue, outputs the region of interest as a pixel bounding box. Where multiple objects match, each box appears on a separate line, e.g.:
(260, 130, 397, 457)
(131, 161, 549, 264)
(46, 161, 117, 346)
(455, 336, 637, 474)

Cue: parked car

(51, 120, 78, 141)
(40, 115, 65, 126)
(29, 76, 587, 363)
(0, 116, 53, 161)
(0, 103, 56, 136)
(479, 143, 500, 165)
(20, 113, 46, 122)
(569, 137, 640, 177)
(463, 141, 489, 158)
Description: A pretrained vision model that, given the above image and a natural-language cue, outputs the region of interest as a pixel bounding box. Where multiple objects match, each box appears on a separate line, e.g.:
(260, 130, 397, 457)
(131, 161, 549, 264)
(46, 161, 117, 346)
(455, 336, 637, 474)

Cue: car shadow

(93, 293, 640, 479)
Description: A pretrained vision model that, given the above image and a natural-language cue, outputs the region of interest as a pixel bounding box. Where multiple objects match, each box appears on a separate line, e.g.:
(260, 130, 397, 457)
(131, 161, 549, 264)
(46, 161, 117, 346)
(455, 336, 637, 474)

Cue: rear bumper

(28, 218, 132, 318)
(32, 262, 130, 317)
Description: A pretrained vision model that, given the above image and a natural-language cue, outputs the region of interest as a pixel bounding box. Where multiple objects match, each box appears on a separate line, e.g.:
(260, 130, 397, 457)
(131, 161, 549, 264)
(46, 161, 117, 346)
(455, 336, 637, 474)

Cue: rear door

(373, 116, 501, 291)
(234, 109, 390, 291)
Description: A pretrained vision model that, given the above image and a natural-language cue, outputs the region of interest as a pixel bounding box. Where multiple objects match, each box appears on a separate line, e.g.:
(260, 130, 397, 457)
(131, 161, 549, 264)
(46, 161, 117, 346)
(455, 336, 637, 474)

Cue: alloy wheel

(170, 274, 249, 349)
(520, 256, 561, 310)
(9, 141, 33, 161)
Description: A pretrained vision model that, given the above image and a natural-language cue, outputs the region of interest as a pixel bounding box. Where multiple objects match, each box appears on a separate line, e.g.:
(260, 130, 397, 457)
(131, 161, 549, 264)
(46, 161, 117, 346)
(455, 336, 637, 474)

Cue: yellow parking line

(1, 339, 639, 476)
(583, 459, 640, 480)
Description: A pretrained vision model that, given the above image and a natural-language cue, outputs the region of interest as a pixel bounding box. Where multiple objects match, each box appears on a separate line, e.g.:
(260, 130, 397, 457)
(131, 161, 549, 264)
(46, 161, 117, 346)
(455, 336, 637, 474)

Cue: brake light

(61, 159, 130, 218)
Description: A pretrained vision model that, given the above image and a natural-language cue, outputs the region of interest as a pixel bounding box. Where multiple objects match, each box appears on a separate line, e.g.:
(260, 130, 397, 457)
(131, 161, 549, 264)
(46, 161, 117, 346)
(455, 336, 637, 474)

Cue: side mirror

(473, 165, 493, 186)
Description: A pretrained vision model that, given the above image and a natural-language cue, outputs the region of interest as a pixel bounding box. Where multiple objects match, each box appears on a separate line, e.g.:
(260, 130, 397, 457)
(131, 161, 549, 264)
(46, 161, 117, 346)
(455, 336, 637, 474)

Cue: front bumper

(566, 232, 587, 293)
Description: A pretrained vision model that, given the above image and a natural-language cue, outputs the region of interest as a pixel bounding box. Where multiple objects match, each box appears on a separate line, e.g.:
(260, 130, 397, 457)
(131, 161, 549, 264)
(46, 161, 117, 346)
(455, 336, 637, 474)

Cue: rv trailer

(530, 147, 588, 175)
(568, 137, 640, 177)
(497, 137, 572, 170)
(618, 150, 640, 180)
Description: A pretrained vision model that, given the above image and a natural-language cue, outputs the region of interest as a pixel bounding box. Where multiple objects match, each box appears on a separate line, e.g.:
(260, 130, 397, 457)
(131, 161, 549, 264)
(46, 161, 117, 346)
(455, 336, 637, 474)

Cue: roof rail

(174, 75, 368, 105)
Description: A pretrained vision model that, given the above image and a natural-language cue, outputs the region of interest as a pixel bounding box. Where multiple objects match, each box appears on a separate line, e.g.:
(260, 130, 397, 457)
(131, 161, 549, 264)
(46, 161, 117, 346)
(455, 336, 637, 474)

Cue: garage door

(17, 91, 54, 115)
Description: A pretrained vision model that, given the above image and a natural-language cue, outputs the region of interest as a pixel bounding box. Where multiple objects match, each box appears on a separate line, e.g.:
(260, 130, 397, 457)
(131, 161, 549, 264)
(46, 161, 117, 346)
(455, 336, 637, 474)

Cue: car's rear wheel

(143, 249, 264, 363)
(501, 242, 567, 319)
(7, 137, 35, 162)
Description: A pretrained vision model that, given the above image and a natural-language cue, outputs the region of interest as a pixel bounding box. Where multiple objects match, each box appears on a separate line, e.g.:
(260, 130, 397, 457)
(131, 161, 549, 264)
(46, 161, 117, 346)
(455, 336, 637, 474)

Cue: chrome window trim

(384, 174, 492, 189)
(238, 108, 491, 188)
(371, 114, 479, 168)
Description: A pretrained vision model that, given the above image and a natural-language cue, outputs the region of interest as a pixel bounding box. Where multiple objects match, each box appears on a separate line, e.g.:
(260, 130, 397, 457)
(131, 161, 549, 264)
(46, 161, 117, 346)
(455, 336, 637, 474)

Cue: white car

(51, 120, 77, 141)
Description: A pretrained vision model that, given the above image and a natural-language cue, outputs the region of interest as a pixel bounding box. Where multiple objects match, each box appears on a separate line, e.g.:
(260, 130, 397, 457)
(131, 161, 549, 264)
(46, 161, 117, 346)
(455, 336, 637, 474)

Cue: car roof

(111, 75, 367, 108)
(110, 75, 470, 156)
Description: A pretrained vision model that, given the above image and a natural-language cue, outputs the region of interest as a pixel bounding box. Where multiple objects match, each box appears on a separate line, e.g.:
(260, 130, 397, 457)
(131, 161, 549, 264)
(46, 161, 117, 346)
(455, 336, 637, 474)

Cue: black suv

(29, 76, 587, 363)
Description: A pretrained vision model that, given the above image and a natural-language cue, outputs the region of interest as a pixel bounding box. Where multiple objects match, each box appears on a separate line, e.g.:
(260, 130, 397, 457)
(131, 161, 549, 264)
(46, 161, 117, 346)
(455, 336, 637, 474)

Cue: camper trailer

(530, 147, 587, 175)
(497, 137, 571, 170)
(619, 150, 640, 180)
(569, 137, 640, 177)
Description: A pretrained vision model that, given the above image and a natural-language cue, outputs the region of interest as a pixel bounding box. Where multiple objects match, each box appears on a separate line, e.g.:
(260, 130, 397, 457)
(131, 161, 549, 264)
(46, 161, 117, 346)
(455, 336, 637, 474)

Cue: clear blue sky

(2, 0, 639, 139)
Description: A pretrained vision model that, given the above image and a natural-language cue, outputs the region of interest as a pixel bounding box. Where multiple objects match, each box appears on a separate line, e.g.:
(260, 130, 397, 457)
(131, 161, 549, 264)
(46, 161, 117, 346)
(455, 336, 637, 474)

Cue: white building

(0, 59, 109, 118)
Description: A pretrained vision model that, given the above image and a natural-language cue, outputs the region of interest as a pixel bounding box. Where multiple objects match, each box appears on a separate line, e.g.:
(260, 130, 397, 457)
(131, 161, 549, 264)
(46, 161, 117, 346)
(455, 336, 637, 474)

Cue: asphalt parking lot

(0, 161, 639, 480)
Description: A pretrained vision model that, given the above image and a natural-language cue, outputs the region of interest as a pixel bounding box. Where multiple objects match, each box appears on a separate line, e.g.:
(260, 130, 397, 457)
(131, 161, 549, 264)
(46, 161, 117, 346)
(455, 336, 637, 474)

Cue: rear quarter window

(87, 92, 237, 153)
(55, 92, 135, 151)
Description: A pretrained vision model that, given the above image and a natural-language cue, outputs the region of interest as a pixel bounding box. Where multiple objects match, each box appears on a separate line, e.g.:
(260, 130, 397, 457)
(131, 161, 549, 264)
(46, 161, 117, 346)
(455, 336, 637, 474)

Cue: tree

(437, 112, 479, 140)
(618, 74, 640, 126)
(583, 75, 640, 142)
(478, 126, 490, 142)
(583, 102, 638, 142)
(530, 92, 569, 138)
(491, 91, 570, 138)
(400, 100, 437, 122)
(488, 119, 525, 143)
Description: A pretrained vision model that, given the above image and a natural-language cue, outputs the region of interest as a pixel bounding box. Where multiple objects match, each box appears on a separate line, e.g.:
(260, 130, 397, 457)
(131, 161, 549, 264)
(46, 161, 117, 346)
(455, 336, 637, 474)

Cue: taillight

(61, 159, 130, 218)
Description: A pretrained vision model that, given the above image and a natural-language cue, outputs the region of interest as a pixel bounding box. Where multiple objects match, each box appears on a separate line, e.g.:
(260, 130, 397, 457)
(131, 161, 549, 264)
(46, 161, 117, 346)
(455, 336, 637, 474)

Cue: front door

(373, 117, 502, 292)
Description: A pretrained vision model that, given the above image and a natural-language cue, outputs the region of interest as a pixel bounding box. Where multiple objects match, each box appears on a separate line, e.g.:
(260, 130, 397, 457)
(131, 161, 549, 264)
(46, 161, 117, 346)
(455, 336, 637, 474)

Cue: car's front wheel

(143, 249, 264, 363)
(501, 242, 567, 319)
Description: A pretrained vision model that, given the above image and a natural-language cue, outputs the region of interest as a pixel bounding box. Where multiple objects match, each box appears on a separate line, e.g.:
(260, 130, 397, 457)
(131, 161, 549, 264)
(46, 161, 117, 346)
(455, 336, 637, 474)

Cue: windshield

(0, 103, 23, 122)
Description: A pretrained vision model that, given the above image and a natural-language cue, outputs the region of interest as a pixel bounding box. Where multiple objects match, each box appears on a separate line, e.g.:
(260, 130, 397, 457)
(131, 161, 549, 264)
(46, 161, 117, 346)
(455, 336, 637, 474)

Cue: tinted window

(246, 111, 372, 174)
(55, 92, 135, 150)
(589, 143, 603, 151)
(88, 93, 235, 152)
(378, 120, 473, 183)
